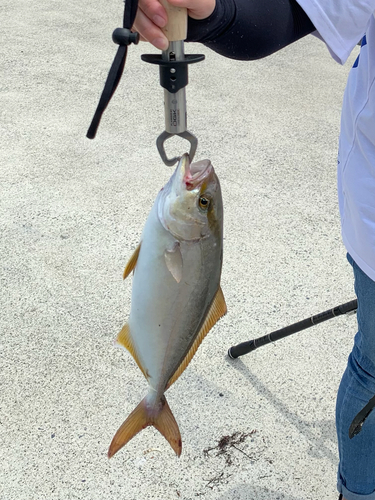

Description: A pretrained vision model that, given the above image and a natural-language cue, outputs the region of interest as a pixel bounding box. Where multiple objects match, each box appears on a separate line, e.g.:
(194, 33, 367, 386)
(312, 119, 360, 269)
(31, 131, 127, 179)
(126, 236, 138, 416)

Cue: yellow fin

(166, 286, 227, 390)
(108, 395, 182, 458)
(152, 396, 182, 457)
(116, 323, 147, 379)
(123, 243, 141, 280)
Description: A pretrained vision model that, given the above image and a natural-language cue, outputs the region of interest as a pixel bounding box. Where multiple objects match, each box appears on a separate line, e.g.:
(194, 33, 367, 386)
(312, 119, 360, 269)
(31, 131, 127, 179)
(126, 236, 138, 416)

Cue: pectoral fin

(123, 243, 141, 280)
(164, 243, 183, 283)
(166, 286, 227, 389)
(116, 323, 147, 379)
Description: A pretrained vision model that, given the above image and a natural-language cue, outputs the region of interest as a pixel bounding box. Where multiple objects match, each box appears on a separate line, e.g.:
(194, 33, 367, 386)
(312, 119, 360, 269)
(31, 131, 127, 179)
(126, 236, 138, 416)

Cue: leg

(336, 255, 375, 500)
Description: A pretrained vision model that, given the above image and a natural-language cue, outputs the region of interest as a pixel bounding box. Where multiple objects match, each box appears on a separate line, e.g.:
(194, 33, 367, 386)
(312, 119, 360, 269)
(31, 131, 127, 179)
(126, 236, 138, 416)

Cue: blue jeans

(336, 254, 375, 500)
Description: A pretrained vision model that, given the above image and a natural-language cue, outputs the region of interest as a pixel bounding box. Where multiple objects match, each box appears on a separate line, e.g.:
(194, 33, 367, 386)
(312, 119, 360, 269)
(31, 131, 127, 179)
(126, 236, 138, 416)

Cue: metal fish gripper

(141, 2, 204, 166)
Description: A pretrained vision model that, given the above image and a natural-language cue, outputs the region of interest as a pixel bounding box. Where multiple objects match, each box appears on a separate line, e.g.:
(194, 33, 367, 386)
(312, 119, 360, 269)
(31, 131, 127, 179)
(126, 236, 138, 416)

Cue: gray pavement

(1, 1, 360, 499)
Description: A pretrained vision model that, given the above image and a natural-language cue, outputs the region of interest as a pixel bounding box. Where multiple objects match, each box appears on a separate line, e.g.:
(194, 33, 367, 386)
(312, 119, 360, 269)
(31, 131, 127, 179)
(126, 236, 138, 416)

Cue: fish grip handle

(141, 53, 205, 93)
(159, 0, 188, 41)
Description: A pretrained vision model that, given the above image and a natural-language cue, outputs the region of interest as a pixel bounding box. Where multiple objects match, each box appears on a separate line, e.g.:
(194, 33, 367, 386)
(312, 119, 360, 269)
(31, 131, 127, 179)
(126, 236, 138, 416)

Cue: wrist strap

(86, 0, 139, 139)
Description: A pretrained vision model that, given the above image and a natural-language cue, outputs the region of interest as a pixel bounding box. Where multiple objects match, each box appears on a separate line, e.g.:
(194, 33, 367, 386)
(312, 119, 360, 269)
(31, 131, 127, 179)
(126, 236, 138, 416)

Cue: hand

(133, 0, 216, 50)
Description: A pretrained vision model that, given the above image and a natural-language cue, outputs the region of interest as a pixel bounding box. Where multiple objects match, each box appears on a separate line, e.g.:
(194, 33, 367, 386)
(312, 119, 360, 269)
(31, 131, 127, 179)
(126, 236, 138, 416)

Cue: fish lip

(180, 156, 212, 191)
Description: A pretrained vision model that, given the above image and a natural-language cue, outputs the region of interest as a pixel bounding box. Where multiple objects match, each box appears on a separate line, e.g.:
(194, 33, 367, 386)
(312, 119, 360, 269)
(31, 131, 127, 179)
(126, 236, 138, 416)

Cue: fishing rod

(228, 299, 357, 359)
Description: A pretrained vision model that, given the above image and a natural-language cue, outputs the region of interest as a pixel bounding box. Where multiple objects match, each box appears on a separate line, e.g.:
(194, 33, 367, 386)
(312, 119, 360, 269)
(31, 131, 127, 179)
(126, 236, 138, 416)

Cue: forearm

(187, 0, 315, 60)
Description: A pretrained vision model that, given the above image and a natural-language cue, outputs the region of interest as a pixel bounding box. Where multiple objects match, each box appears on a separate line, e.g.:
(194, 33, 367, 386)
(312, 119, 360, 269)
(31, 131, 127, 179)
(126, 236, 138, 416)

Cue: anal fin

(166, 286, 227, 389)
(116, 323, 147, 379)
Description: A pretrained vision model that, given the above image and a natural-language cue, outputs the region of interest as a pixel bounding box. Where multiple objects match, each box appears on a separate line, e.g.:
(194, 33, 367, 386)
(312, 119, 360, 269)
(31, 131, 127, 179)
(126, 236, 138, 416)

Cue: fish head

(158, 153, 223, 241)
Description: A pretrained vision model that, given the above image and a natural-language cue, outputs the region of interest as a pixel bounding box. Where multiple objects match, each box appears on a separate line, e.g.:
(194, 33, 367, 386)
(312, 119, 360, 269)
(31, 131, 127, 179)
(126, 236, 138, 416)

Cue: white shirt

(297, 0, 375, 281)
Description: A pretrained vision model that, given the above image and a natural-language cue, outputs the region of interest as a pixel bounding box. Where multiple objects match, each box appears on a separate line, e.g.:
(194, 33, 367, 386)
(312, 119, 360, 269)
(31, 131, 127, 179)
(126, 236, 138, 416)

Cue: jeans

(336, 254, 375, 500)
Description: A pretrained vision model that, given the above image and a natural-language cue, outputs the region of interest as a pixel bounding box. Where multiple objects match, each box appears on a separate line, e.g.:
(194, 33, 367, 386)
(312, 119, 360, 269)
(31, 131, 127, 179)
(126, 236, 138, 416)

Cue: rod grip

(228, 340, 256, 359)
(338, 299, 358, 315)
(160, 0, 187, 41)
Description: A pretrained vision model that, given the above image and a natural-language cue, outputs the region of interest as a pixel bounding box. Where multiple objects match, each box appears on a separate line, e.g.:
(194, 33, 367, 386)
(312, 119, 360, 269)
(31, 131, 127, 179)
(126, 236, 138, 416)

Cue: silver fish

(108, 153, 226, 458)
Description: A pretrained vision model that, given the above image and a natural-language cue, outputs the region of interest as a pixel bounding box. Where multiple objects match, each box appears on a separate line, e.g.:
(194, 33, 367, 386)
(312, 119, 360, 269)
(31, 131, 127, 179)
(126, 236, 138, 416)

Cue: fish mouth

(178, 154, 212, 191)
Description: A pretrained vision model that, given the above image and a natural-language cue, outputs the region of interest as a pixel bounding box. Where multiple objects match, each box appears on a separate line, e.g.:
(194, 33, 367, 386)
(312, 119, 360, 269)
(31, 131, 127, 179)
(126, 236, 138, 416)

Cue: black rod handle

(228, 299, 357, 359)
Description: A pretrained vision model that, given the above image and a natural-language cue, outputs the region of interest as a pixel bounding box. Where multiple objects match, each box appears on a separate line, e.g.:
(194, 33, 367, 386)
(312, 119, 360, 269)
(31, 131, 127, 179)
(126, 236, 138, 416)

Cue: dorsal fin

(166, 286, 227, 390)
(123, 243, 141, 280)
(116, 323, 147, 379)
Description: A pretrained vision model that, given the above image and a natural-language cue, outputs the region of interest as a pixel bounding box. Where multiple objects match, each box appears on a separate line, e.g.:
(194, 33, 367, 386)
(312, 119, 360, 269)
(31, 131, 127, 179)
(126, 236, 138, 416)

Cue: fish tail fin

(108, 395, 182, 458)
(152, 396, 182, 456)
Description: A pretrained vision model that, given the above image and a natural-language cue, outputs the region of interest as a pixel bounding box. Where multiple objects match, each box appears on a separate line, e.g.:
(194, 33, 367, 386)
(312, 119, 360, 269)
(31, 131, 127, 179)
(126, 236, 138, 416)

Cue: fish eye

(198, 196, 210, 211)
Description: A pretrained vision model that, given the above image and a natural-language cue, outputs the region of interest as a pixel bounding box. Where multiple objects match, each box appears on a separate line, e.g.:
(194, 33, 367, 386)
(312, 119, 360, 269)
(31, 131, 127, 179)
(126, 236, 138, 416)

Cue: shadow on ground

(226, 357, 338, 465)
(217, 484, 304, 500)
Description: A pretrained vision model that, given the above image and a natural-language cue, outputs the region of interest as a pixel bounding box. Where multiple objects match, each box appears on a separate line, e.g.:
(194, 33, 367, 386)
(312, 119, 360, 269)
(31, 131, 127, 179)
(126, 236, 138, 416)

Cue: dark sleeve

(186, 0, 315, 60)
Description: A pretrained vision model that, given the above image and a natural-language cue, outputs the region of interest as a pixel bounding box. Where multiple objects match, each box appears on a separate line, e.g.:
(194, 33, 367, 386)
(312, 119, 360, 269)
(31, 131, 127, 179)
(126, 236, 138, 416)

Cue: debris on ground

(203, 430, 256, 466)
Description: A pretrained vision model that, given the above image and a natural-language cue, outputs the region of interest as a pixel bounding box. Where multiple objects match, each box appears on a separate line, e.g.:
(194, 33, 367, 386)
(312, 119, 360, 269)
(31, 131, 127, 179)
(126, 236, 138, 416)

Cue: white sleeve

(296, 0, 375, 64)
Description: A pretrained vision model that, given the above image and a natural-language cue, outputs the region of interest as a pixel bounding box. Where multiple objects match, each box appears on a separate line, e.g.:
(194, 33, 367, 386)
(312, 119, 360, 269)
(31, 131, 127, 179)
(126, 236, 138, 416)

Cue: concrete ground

(1, 1, 360, 499)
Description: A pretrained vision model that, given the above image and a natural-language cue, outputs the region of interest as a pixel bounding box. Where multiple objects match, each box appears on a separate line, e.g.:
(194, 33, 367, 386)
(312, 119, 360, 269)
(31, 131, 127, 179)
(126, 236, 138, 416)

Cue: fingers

(133, 5, 169, 50)
(138, 0, 168, 27)
(167, 0, 215, 20)
(133, 0, 215, 50)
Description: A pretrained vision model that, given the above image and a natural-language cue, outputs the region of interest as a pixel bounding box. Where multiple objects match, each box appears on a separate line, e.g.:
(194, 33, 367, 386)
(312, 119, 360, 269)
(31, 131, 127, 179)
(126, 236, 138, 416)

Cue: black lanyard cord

(86, 0, 139, 139)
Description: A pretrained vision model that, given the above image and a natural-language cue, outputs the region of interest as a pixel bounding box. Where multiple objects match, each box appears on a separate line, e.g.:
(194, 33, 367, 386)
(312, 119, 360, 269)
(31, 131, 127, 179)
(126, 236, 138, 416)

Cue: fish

(108, 153, 226, 459)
